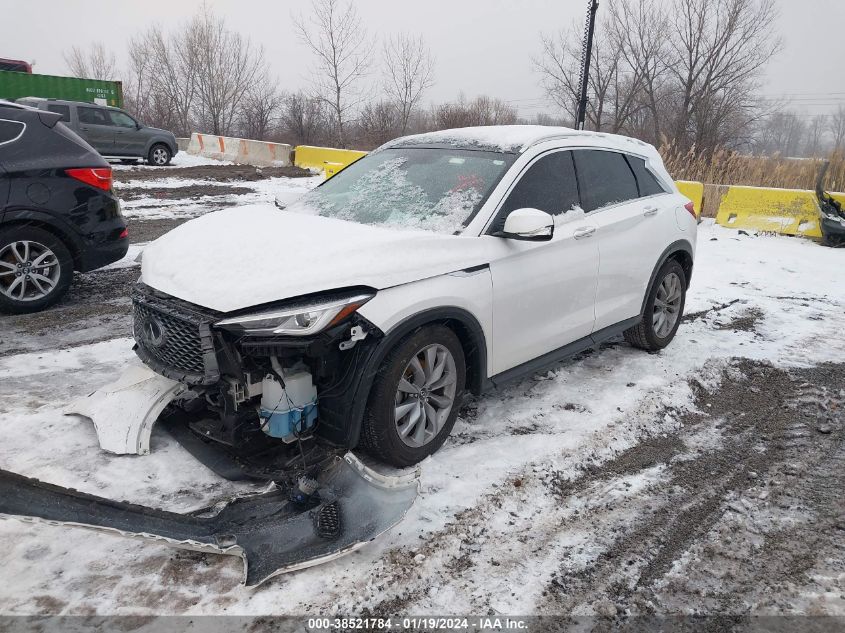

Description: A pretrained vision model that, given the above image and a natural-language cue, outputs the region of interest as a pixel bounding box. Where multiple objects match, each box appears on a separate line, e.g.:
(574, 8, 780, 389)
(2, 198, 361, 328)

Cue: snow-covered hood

(141, 204, 496, 313)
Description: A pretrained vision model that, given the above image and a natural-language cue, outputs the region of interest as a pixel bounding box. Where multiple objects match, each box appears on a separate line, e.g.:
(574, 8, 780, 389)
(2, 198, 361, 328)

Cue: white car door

(485, 150, 599, 375)
(572, 149, 676, 332)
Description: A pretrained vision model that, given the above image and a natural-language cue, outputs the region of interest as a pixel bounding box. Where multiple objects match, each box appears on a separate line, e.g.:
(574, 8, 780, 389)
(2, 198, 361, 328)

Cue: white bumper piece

(65, 360, 186, 455)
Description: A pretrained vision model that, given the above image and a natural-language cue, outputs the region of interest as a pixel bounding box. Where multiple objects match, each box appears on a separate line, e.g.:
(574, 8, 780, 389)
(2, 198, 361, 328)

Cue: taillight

(65, 167, 113, 191)
(118, 228, 128, 239)
(684, 201, 696, 218)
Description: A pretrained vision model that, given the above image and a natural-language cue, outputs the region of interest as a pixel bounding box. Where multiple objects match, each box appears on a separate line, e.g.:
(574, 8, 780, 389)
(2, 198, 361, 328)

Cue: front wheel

(148, 144, 172, 166)
(0, 226, 74, 314)
(624, 259, 687, 351)
(361, 325, 466, 467)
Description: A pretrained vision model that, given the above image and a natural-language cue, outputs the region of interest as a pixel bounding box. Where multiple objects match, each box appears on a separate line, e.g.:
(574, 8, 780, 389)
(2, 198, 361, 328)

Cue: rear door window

(47, 104, 71, 122)
(625, 155, 667, 197)
(78, 107, 111, 126)
(491, 150, 580, 232)
(573, 150, 638, 212)
(108, 111, 137, 128)
(0, 119, 25, 145)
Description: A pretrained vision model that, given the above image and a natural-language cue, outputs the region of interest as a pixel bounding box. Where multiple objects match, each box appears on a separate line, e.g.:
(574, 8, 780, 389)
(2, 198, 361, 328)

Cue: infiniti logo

(142, 315, 167, 348)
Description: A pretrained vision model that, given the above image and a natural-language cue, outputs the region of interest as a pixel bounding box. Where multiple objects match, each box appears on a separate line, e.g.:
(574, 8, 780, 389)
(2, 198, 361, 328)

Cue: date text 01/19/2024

(306, 617, 530, 630)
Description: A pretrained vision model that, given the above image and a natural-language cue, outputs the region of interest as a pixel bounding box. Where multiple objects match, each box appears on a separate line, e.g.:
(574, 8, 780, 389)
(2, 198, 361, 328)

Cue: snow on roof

(386, 124, 657, 155)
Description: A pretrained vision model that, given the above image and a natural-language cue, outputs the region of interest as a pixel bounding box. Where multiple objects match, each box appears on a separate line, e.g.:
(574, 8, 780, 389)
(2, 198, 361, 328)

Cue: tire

(0, 226, 74, 314)
(148, 143, 172, 166)
(624, 259, 687, 351)
(361, 325, 466, 467)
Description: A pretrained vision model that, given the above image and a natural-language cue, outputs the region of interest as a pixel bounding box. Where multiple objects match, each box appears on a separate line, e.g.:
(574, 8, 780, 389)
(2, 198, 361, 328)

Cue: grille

(133, 300, 206, 378)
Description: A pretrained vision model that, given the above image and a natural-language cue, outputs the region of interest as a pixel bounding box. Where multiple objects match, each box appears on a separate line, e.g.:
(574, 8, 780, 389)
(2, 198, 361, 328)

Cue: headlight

(215, 292, 374, 336)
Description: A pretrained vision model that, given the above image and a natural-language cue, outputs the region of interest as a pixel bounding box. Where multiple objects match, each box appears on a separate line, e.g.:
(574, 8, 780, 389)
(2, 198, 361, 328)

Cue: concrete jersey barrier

(714, 186, 824, 238)
(187, 133, 291, 167)
(675, 181, 704, 218)
(294, 145, 368, 177)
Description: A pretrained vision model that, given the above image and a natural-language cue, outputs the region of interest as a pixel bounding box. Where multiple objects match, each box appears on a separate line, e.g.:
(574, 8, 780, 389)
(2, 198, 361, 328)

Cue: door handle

(642, 205, 658, 216)
(573, 226, 596, 239)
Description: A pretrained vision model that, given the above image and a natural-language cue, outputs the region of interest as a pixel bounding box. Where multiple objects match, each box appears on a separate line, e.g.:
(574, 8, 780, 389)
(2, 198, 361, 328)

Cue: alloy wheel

(152, 147, 169, 165)
(393, 343, 458, 448)
(0, 240, 61, 302)
(652, 271, 682, 338)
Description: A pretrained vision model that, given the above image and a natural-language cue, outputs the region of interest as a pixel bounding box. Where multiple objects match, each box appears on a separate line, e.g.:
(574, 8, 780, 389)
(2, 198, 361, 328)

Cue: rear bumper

(77, 231, 129, 272)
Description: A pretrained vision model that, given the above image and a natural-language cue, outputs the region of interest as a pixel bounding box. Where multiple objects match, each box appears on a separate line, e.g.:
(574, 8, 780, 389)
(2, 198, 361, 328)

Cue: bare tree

(830, 106, 845, 151)
(126, 25, 197, 136)
(755, 110, 805, 156)
(667, 0, 782, 151)
(239, 81, 284, 140)
(431, 94, 518, 130)
(383, 34, 435, 134)
(63, 42, 118, 80)
(533, 16, 643, 133)
(804, 114, 827, 157)
(358, 100, 400, 148)
(608, 0, 669, 143)
(294, 0, 372, 147)
(188, 7, 266, 136)
(280, 91, 327, 146)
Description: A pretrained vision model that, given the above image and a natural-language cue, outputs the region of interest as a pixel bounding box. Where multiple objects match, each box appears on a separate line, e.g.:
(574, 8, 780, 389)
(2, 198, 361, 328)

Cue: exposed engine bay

(123, 283, 382, 467)
(0, 283, 420, 584)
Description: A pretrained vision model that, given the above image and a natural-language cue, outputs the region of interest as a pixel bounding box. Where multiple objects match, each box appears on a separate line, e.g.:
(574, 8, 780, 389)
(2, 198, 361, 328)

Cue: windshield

(288, 148, 516, 234)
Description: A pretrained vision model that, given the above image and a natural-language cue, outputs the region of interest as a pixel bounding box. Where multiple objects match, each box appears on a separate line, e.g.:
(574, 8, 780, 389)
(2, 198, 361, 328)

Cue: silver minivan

(15, 97, 178, 166)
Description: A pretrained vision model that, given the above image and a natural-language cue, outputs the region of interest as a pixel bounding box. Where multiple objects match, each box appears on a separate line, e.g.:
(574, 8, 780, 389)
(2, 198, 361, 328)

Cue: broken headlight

(215, 292, 374, 337)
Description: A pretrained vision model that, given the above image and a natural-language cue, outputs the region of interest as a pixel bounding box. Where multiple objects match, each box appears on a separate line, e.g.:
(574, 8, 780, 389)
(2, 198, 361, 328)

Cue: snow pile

(392, 125, 573, 152)
(0, 220, 843, 615)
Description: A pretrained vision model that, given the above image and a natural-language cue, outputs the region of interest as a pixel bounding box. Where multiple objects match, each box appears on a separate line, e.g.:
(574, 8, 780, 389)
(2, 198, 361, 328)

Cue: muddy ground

(350, 358, 845, 623)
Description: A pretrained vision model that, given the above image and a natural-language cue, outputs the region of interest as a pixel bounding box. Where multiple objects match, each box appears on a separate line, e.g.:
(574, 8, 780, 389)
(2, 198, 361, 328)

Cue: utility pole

(575, 0, 599, 130)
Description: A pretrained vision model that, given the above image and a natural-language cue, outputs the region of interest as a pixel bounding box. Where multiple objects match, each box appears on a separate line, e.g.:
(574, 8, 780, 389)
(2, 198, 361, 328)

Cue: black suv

(0, 100, 128, 313)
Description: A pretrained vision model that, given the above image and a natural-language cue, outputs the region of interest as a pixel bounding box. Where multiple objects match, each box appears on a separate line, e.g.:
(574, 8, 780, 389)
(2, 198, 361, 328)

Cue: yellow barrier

(675, 181, 704, 218)
(294, 145, 368, 176)
(714, 186, 823, 238)
(830, 192, 845, 208)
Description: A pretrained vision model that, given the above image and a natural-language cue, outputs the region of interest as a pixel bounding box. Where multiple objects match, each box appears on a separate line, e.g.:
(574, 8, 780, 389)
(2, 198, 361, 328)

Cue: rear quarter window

(0, 119, 25, 145)
(626, 155, 668, 197)
(47, 104, 71, 122)
(573, 149, 638, 212)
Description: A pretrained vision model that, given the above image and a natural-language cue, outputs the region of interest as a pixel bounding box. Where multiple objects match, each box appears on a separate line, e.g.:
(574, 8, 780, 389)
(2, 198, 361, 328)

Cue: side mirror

(494, 208, 554, 241)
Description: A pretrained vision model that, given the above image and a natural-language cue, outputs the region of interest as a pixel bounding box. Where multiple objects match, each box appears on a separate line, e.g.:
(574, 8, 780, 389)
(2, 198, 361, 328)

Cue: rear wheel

(0, 226, 74, 314)
(624, 259, 686, 351)
(148, 144, 172, 166)
(361, 325, 466, 467)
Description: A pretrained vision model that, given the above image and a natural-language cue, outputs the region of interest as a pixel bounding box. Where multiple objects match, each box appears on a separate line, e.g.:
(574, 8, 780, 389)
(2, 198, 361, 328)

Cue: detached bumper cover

(0, 453, 419, 586)
(64, 360, 186, 455)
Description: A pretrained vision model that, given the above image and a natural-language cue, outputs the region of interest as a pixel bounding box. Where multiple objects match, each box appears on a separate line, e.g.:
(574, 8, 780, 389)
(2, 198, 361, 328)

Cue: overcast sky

(2, 0, 843, 121)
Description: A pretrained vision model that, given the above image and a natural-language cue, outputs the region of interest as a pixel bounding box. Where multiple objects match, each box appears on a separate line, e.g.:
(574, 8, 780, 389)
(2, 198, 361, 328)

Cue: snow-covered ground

(0, 159, 843, 618)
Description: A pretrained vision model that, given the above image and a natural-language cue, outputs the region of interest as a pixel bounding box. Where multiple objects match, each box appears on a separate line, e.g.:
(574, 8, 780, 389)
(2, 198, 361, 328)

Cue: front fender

(144, 135, 177, 157)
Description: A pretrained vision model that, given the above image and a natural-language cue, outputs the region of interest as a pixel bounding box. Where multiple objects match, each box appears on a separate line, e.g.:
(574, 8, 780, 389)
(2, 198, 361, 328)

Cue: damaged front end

(816, 161, 845, 247)
(76, 284, 386, 471)
(5, 283, 420, 583)
(0, 453, 418, 586)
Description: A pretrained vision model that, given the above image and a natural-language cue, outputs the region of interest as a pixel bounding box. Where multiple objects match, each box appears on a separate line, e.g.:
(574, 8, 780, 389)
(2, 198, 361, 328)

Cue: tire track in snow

(350, 360, 844, 617)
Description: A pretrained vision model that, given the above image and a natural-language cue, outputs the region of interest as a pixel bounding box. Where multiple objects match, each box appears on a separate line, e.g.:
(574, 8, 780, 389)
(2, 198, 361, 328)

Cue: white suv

(132, 126, 697, 468)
